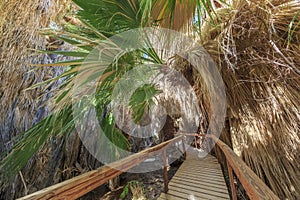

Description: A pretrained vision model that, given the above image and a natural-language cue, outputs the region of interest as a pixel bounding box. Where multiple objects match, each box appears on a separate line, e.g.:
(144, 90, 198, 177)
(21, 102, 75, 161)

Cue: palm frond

(73, 0, 145, 36)
(0, 106, 74, 185)
(0, 0, 165, 184)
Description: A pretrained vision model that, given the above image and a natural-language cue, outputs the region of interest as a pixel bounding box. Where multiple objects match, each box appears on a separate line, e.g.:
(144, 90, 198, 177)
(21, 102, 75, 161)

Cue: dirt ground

(102, 160, 182, 200)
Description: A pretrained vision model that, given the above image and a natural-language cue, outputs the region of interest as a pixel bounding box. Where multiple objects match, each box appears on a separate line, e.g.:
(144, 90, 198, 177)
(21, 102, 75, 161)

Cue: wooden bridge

(18, 134, 279, 200)
(158, 149, 230, 200)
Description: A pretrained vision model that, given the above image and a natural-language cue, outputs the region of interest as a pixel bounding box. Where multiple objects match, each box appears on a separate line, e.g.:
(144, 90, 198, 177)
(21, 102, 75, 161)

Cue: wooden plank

(179, 165, 222, 170)
(181, 163, 221, 168)
(172, 177, 227, 191)
(167, 189, 209, 200)
(184, 163, 220, 167)
(182, 160, 220, 165)
(177, 162, 219, 168)
(184, 160, 219, 164)
(167, 187, 227, 200)
(185, 153, 217, 158)
(175, 169, 224, 177)
(177, 167, 223, 174)
(184, 156, 219, 161)
(173, 176, 227, 189)
(180, 161, 219, 165)
(174, 174, 226, 184)
(179, 163, 222, 169)
(181, 161, 221, 166)
(182, 159, 221, 165)
(172, 176, 227, 190)
(175, 171, 223, 179)
(174, 172, 228, 185)
(180, 160, 217, 164)
(169, 182, 230, 199)
(185, 156, 218, 162)
(158, 193, 186, 200)
(170, 178, 229, 194)
(18, 136, 184, 200)
(169, 185, 229, 200)
(179, 167, 222, 173)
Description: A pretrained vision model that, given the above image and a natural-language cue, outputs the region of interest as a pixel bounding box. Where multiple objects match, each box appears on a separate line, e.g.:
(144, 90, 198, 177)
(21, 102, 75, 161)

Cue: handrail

(18, 133, 280, 200)
(18, 135, 184, 200)
(187, 133, 279, 200)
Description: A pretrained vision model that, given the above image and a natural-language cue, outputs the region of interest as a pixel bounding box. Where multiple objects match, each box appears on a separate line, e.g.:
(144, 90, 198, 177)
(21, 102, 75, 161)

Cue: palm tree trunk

(0, 1, 102, 199)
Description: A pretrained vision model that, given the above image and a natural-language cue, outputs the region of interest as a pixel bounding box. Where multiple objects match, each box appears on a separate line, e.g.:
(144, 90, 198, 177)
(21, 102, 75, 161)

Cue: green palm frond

(73, 0, 146, 36)
(0, 0, 220, 185)
(0, 0, 162, 183)
(130, 84, 162, 123)
(287, 10, 300, 48)
(0, 106, 74, 184)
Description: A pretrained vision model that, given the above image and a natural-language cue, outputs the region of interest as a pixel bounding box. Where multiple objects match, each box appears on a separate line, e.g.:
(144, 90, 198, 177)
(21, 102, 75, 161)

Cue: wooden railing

(18, 135, 185, 200)
(19, 133, 280, 200)
(187, 133, 280, 200)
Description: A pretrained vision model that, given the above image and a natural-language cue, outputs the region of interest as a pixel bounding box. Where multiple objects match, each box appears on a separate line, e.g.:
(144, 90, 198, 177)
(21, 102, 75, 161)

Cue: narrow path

(158, 149, 230, 200)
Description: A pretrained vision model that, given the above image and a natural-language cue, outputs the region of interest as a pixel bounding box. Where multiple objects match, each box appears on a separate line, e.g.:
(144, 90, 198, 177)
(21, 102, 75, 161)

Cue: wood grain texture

(209, 135, 280, 200)
(182, 134, 280, 200)
(158, 193, 185, 200)
(227, 160, 237, 200)
(158, 149, 230, 200)
(162, 148, 169, 193)
(18, 136, 183, 200)
(18, 133, 280, 200)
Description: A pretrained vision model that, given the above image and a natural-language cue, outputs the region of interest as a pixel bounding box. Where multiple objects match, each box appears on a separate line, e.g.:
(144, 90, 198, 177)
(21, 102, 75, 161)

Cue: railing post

(227, 160, 237, 200)
(182, 136, 186, 160)
(162, 148, 168, 193)
(206, 135, 212, 153)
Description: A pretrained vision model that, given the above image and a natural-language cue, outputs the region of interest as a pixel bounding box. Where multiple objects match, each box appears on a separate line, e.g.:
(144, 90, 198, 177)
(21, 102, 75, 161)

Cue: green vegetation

(120, 180, 146, 200)
(0, 0, 299, 199)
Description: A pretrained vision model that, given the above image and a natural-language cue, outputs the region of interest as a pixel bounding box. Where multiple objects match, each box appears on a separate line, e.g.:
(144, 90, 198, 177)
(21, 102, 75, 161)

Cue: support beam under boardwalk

(158, 149, 230, 200)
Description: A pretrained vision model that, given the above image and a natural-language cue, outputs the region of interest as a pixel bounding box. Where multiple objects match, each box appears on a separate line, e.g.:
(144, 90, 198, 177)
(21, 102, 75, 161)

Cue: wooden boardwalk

(18, 135, 279, 200)
(158, 148, 230, 200)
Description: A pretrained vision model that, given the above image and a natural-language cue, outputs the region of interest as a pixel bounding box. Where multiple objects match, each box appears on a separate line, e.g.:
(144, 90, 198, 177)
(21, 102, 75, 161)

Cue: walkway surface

(158, 149, 230, 200)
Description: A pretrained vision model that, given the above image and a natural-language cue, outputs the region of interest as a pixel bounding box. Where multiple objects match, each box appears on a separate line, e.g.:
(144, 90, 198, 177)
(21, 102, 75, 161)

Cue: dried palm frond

(1, 0, 299, 199)
(178, 0, 300, 198)
(0, 0, 72, 199)
(0, 0, 72, 127)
